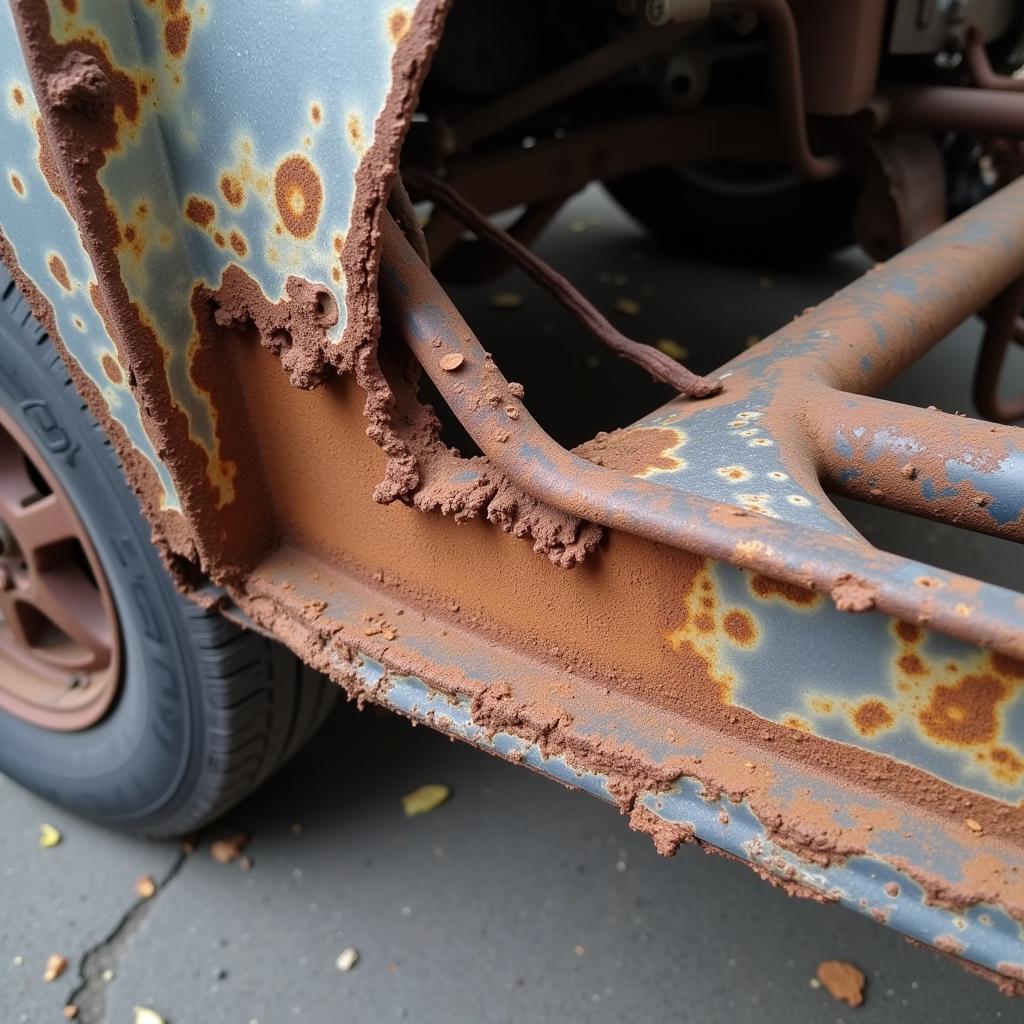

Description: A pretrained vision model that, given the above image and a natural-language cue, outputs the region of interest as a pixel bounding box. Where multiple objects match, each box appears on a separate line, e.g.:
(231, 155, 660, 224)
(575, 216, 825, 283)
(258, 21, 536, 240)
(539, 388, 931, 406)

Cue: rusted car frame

(3, 0, 1024, 993)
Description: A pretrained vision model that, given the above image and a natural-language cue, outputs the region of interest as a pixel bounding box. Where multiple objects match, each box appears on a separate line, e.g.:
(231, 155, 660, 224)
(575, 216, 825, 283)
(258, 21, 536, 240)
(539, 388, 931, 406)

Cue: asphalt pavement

(2, 187, 1021, 1023)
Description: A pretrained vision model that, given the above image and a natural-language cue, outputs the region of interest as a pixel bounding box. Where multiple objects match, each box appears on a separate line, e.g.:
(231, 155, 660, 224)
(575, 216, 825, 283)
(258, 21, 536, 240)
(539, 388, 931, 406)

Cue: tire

(0, 268, 337, 838)
(605, 164, 859, 267)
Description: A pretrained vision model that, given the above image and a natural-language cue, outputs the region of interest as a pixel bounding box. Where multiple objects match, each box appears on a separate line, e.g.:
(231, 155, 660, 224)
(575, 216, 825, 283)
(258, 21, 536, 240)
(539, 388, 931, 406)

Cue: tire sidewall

(0, 301, 208, 830)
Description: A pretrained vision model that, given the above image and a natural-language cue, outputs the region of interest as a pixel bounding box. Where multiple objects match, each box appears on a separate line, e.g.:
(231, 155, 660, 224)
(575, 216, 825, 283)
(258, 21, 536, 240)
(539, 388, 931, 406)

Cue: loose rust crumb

(43, 954, 68, 982)
(884, 882, 900, 898)
(816, 959, 866, 1007)
(439, 352, 464, 371)
(508, 381, 525, 398)
(900, 463, 917, 480)
(239, 854, 253, 871)
(965, 817, 983, 834)
(831, 574, 877, 613)
(210, 832, 248, 864)
(63, 1006, 77, 1020)
(134, 874, 156, 899)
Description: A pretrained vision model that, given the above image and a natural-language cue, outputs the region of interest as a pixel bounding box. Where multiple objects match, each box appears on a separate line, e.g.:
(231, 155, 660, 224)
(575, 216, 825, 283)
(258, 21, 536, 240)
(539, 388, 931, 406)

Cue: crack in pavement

(65, 848, 190, 1023)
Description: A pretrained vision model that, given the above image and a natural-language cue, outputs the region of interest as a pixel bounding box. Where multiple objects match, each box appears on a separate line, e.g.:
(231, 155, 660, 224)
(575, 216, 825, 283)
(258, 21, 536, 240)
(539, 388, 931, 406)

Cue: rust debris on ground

(816, 958, 867, 1006)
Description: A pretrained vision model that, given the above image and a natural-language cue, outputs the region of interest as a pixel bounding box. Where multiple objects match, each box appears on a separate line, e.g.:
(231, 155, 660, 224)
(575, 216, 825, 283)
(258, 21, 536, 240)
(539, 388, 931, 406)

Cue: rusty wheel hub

(0, 407, 120, 731)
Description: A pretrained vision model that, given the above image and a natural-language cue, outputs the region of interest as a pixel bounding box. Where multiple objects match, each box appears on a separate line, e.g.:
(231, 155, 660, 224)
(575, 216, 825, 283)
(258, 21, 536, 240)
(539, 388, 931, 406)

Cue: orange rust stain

(165, 13, 192, 57)
(783, 715, 811, 732)
(60, 0, 77, 12)
(10, 173, 24, 196)
(346, 113, 364, 151)
(220, 173, 244, 207)
(387, 8, 410, 44)
(229, 231, 247, 258)
(749, 573, 818, 607)
(332, 233, 345, 256)
(11, 86, 24, 106)
(72, 316, 84, 331)
(723, 608, 757, 648)
(185, 195, 215, 228)
(918, 674, 1008, 746)
(274, 154, 323, 239)
(101, 353, 123, 384)
(809, 697, 834, 715)
(331, 265, 341, 283)
(986, 746, 1024, 785)
(135, 201, 149, 220)
(898, 652, 926, 676)
(47, 254, 71, 291)
(310, 103, 322, 125)
(895, 621, 922, 644)
(213, 231, 226, 248)
(853, 699, 894, 737)
(694, 612, 714, 634)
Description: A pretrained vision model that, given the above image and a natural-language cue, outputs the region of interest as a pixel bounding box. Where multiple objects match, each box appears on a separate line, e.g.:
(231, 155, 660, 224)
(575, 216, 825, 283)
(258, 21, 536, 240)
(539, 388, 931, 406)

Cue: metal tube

(886, 85, 1024, 137)
(715, 176, 1024, 393)
(379, 209, 1024, 659)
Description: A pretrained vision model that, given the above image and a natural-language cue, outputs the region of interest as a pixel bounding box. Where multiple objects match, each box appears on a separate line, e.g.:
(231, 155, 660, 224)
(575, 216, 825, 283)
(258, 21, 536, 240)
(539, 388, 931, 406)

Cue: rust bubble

(101, 353, 123, 384)
(229, 231, 247, 258)
(750, 573, 818, 607)
(918, 674, 1008, 746)
(165, 14, 192, 58)
(723, 608, 757, 647)
(220, 173, 244, 208)
(10, 173, 24, 195)
(894, 621, 922, 644)
(897, 652, 926, 676)
(185, 195, 215, 228)
(388, 8, 410, 44)
(853, 699, 894, 737)
(47, 254, 71, 291)
(274, 154, 323, 239)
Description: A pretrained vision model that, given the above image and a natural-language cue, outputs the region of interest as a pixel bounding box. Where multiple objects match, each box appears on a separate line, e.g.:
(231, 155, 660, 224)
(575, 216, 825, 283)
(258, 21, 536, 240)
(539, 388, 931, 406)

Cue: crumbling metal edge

(342, 654, 1023, 986)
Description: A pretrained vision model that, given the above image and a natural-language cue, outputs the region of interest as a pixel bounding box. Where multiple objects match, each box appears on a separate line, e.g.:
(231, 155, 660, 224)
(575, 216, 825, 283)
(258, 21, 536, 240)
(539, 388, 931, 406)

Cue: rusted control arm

(379, 204, 1024, 659)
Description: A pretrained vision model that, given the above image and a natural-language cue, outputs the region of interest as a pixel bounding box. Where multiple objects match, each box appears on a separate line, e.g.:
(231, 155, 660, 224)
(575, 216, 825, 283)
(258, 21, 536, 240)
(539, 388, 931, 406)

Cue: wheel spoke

(11, 494, 75, 555)
(0, 589, 32, 649)
(26, 566, 113, 673)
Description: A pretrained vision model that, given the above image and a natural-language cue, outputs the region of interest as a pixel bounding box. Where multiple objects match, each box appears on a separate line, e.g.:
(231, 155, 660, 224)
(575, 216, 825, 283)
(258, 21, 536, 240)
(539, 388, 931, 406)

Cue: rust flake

(274, 154, 323, 239)
(46, 253, 71, 291)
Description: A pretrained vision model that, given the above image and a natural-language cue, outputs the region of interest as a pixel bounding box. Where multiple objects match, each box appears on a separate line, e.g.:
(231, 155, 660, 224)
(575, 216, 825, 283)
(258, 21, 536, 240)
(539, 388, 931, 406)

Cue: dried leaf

(39, 823, 62, 848)
(135, 875, 156, 899)
(490, 292, 523, 310)
(816, 959, 865, 1007)
(614, 297, 640, 316)
(335, 947, 359, 972)
(210, 832, 248, 864)
(655, 338, 689, 361)
(43, 954, 68, 982)
(134, 1007, 167, 1024)
(401, 784, 450, 817)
